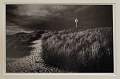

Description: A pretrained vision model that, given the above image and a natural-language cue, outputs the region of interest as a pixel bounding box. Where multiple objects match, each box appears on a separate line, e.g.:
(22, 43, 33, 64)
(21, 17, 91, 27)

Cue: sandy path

(6, 39, 61, 73)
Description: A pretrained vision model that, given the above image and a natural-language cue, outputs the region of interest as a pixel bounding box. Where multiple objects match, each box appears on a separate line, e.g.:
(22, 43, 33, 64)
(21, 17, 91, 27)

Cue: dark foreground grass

(41, 27, 113, 72)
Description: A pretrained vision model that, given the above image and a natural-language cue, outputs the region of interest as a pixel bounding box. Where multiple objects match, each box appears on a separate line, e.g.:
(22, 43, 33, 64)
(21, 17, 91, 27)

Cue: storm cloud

(6, 5, 113, 34)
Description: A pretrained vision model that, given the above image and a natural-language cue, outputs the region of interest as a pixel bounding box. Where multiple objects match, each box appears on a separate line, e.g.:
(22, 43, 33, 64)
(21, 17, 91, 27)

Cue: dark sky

(6, 5, 113, 34)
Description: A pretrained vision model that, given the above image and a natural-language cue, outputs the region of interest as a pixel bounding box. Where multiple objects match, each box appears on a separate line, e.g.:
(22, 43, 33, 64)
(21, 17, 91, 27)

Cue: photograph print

(6, 4, 113, 73)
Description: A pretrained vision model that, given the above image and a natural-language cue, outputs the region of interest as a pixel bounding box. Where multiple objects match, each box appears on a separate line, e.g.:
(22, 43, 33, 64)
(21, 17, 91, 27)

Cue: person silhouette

(75, 18, 78, 28)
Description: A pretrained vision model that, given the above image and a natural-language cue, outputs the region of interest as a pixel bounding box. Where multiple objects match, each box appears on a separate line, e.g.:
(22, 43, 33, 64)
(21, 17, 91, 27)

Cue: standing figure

(75, 18, 78, 28)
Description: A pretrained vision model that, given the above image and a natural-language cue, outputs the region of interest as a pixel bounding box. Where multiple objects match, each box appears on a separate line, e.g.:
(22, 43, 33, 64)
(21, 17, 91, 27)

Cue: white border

(0, 0, 120, 79)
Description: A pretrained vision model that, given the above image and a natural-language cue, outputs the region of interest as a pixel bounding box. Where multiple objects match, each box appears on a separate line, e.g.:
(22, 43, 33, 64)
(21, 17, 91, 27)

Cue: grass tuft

(41, 27, 113, 72)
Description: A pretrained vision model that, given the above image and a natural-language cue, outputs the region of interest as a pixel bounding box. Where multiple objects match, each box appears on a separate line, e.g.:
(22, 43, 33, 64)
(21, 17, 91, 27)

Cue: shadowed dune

(6, 30, 45, 58)
(6, 30, 61, 73)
